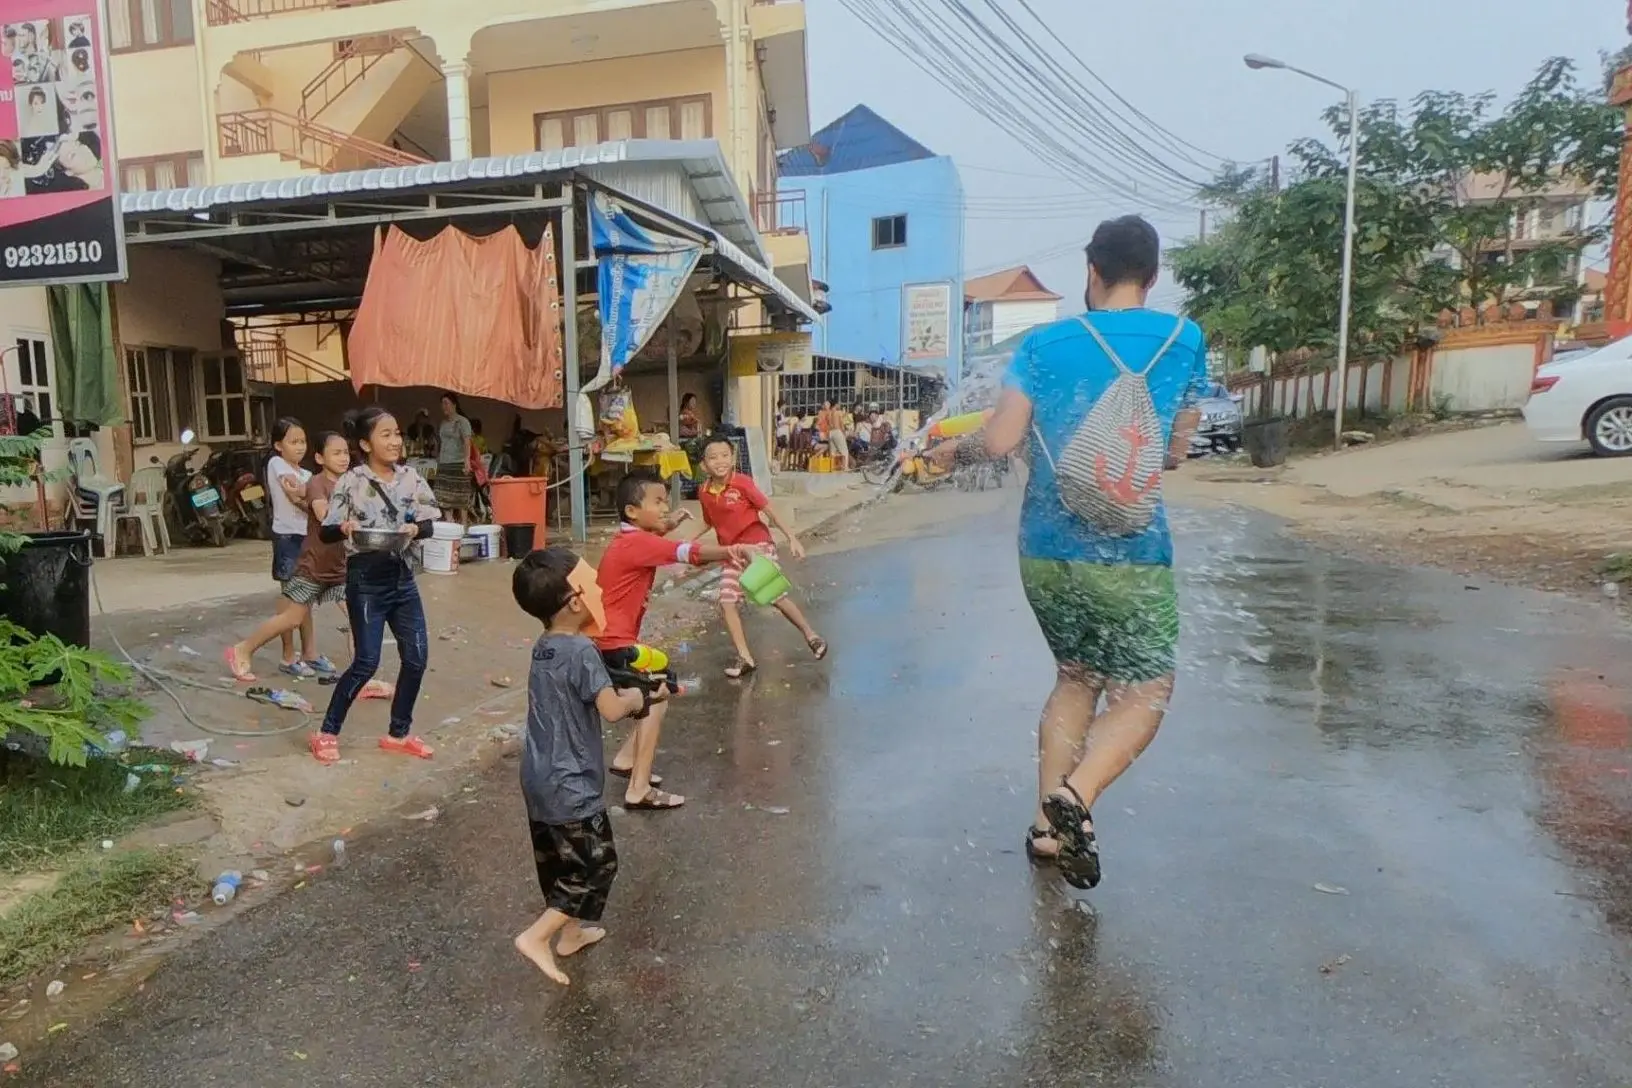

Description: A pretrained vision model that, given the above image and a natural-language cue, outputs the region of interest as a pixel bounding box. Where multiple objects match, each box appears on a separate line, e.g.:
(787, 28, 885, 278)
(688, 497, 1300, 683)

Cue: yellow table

(589, 445, 693, 513)
(634, 448, 693, 479)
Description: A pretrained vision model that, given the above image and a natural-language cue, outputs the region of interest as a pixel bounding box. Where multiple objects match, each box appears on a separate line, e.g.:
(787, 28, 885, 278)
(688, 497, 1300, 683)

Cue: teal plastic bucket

(738, 553, 791, 606)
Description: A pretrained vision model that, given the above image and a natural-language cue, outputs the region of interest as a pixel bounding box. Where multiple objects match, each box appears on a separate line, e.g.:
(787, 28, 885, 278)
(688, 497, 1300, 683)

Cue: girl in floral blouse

(311, 406, 442, 764)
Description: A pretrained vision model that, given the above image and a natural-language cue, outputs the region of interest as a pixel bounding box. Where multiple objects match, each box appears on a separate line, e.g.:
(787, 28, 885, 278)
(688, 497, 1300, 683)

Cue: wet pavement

(17, 493, 1632, 1087)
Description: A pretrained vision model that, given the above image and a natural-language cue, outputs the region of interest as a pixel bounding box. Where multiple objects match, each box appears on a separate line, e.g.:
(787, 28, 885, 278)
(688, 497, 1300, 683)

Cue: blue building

(779, 105, 964, 397)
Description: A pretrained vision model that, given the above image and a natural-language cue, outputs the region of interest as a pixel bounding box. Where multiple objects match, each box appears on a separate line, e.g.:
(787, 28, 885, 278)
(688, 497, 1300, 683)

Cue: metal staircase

(218, 107, 426, 173)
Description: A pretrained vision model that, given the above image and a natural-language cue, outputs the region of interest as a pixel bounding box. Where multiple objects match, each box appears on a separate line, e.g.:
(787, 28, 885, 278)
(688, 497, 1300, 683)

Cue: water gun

(927, 409, 992, 441)
(602, 644, 685, 718)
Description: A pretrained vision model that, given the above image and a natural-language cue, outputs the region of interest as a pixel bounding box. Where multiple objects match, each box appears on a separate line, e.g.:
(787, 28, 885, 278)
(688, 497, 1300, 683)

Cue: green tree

(1172, 57, 1621, 363)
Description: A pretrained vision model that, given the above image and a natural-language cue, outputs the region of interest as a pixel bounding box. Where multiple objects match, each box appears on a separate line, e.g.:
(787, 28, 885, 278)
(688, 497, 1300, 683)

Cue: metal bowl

(351, 527, 410, 554)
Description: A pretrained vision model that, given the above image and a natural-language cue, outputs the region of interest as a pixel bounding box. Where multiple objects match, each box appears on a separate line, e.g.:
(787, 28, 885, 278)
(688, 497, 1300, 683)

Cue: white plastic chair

(66, 437, 123, 556)
(114, 465, 169, 556)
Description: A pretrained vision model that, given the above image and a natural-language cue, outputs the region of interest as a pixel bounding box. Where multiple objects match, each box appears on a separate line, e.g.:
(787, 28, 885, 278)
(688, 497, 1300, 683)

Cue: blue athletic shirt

(1003, 309, 1209, 567)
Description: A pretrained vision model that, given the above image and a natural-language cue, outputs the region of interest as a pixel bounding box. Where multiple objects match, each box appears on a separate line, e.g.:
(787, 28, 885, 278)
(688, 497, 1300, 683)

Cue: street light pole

(1245, 54, 1360, 451)
(1334, 88, 1359, 451)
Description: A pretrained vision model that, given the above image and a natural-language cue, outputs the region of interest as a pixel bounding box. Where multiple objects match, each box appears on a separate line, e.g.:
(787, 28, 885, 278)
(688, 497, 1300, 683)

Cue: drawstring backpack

(1031, 315, 1186, 538)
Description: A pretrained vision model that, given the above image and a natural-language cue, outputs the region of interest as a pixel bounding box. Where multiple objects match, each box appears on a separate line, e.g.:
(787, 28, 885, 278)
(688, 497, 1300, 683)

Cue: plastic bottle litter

(211, 871, 242, 905)
(332, 839, 348, 868)
(121, 773, 140, 794)
(44, 981, 63, 999)
(102, 730, 128, 753)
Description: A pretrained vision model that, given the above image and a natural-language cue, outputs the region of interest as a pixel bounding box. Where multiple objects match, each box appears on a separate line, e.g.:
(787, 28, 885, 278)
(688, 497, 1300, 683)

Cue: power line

(839, 0, 1202, 213)
(919, 0, 1205, 202)
(1011, 0, 1232, 169)
(961, 0, 1210, 191)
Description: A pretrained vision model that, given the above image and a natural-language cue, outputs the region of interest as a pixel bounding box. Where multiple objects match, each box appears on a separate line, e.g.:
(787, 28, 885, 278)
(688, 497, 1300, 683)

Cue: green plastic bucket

(738, 553, 792, 606)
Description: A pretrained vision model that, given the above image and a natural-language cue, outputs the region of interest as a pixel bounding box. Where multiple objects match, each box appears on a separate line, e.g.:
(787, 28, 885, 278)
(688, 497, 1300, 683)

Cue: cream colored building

(2, 0, 811, 522)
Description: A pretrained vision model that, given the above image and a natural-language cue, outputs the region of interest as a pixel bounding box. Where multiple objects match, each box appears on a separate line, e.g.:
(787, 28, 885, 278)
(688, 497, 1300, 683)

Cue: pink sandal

(224, 646, 255, 683)
(379, 735, 434, 759)
(308, 733, 340, 764)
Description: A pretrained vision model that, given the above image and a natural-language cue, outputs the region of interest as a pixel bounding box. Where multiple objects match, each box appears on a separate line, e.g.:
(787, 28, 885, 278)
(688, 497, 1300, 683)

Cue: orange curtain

(348, 224, 564, 408)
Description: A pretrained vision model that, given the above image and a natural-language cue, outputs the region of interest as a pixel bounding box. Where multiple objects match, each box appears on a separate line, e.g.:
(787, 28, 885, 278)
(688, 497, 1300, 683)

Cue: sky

(802, 0, 1629, 312)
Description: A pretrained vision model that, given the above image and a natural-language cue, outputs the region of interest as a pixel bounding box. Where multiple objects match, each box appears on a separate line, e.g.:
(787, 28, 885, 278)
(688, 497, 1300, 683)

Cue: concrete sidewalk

(91, 476, 873, 615)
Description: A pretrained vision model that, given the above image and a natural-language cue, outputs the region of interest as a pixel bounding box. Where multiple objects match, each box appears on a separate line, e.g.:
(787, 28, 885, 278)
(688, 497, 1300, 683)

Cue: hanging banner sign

(729, 332, 812, 377)
(902, 281, 952, 361)
(0, 0, 124, 286)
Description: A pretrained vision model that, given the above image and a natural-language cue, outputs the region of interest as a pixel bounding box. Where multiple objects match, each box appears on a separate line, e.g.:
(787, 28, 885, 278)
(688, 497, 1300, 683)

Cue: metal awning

(119, 139, 816, 321)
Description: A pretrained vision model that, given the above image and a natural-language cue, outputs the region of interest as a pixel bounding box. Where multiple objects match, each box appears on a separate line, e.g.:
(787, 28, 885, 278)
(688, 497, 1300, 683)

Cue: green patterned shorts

(1018, 559, 1178, 682)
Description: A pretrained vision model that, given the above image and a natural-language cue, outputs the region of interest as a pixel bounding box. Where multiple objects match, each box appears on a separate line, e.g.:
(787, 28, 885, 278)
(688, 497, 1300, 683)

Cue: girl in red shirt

(692, 436, 827, 678)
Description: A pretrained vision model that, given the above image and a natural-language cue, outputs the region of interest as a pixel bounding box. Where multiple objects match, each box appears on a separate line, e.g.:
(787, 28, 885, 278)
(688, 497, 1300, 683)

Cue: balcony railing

(206, 0, 401, 27)
(219, 108, 427, 173)
(754, 188, 807, 235)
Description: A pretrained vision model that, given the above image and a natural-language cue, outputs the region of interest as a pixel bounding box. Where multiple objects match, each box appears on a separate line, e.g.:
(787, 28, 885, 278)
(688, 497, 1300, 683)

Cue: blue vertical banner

(590, 191, 703, 374)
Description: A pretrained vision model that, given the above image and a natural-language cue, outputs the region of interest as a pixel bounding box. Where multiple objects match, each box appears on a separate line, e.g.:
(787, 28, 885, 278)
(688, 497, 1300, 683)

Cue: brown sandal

(625, 787, 685, 810)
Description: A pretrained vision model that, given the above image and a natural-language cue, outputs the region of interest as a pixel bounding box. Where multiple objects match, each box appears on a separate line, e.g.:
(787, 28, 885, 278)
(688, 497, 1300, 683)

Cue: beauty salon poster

(0, 0, 123, 285)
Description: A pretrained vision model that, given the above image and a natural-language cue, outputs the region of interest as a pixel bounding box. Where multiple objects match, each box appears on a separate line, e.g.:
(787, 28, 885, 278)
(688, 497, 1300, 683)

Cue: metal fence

(775, 356, 937, 419)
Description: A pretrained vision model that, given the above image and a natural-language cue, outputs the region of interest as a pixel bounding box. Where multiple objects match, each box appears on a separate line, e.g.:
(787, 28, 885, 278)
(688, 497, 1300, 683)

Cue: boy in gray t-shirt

(510, 546, 656, 986)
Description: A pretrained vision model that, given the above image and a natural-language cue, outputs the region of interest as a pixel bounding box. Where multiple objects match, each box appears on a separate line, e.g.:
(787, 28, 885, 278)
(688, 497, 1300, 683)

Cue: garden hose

(89, 567, 312, 738)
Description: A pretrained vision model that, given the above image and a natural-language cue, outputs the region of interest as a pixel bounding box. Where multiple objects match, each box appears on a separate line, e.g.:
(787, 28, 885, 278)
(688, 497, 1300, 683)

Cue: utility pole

(1270, 154, 1280, 192)
(1199, 208, 1207, 242)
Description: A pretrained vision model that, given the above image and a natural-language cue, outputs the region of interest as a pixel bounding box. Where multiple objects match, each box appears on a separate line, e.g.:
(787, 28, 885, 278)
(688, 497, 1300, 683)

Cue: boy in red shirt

(597, 469, 750, 810)
(692, 436, 827, 679)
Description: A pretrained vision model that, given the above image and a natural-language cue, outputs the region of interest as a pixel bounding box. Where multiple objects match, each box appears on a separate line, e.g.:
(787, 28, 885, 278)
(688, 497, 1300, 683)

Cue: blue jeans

(320, 553, 428, 738)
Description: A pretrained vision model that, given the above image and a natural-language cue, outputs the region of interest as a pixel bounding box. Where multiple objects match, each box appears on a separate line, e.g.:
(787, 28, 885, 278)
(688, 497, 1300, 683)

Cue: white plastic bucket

(431, 521, 464, 542)
(467, 524, 501, 560)
(421, 537, 458, 575)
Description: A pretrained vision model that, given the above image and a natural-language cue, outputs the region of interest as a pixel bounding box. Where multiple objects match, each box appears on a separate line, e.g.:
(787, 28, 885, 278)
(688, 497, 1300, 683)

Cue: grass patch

(0, 749, 193, 873)
(0, 848, 193, 985)
(1600, 552, 1632, 583)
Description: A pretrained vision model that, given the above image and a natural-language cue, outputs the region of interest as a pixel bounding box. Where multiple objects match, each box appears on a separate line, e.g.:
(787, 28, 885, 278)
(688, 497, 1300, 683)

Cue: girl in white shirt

(259, 418, 331, 678)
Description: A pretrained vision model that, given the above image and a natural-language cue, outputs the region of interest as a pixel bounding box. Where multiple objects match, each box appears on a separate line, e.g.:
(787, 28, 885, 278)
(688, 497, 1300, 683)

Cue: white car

(1524, 337, 1632, 456)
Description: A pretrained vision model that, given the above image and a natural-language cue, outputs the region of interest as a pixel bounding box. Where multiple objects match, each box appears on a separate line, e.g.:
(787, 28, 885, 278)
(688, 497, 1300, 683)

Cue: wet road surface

(19, 494, 1632, 1087)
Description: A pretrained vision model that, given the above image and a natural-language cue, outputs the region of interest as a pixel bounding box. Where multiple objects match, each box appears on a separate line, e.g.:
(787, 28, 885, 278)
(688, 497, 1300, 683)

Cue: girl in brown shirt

(226, 433, 354, 681)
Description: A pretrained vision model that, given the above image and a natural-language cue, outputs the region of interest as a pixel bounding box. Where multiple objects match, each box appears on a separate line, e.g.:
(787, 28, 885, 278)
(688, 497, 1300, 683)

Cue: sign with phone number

(5, 237, 102, 267)
(0, 0, 126, 287)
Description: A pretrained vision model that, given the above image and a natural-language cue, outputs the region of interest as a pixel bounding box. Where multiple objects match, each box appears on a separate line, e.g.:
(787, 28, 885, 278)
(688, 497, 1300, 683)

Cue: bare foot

(556, 923, 606, 958)
(514, 931, 569, 986)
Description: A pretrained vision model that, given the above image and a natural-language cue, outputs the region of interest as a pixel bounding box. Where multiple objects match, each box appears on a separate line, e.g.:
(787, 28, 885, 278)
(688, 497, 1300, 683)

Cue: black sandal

(1024, 825, 1058, 865)
(609, 766, 662, 787)
(1041, 782, 1101, 889)
(725, 658, 757, 679)
(807, 636, 828, 660)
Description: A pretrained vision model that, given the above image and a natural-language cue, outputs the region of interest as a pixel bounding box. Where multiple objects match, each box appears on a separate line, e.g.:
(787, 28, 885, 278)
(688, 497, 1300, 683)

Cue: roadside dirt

(1167, 420, 1632, 598)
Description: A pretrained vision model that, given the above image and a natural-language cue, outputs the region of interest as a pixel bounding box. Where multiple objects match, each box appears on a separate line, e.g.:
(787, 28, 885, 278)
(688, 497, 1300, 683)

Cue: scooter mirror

(180, 428, 196, 445)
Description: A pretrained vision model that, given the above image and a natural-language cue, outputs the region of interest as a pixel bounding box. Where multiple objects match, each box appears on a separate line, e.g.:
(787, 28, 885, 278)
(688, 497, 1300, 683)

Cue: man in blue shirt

(936, 216, 1206, 890)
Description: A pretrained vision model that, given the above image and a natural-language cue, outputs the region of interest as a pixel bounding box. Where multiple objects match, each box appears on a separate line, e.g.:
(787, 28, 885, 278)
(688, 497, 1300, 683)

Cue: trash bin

(489, 476, 548, 552)
(0, 530, 93, 648)
(1242, 417, 1289, 468)
(502, 523, 536, 560)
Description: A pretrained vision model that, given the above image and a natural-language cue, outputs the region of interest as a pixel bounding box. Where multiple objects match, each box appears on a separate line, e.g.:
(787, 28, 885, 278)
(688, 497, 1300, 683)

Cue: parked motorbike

(211, 448, 269, 539)
(160, 430, 228, 547)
